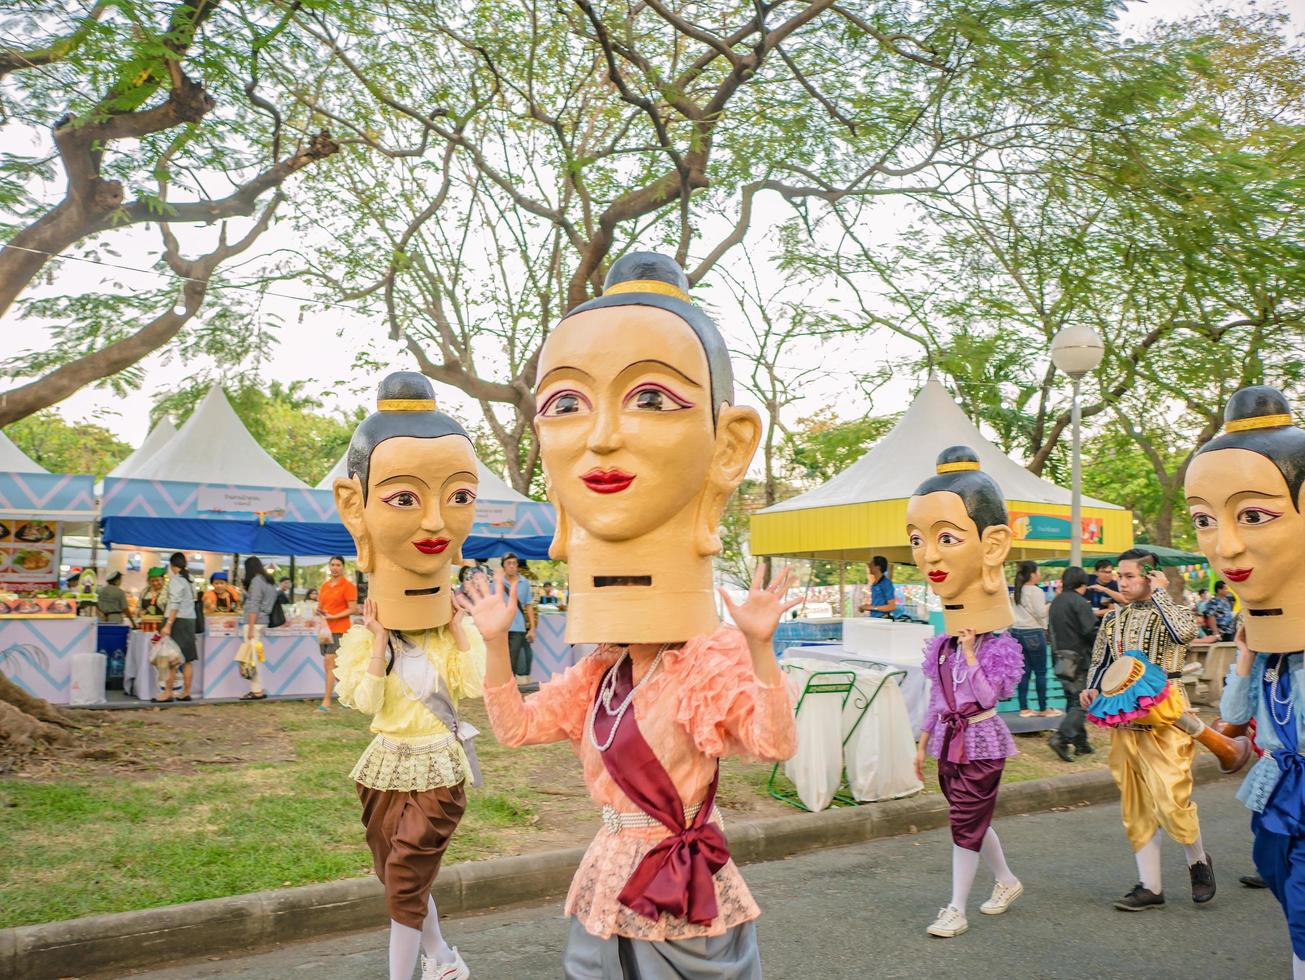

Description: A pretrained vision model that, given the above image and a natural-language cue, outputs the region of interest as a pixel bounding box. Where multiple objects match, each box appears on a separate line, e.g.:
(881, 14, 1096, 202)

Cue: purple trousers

(937, 756, 1005, 851)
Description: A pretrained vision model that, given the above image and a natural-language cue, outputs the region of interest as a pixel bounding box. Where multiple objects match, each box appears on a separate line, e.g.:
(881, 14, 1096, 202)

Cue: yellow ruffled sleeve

(333, 625, 385, 715)
(435, 621, 485, 702)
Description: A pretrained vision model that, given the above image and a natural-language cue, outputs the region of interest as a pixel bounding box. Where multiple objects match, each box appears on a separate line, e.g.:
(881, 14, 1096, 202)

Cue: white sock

(1182, 833, 1207, 867)
(980, 828, 1019, 887)
(1135, 831, 1162, 893)
(951, 845, 981, 912)
(1293, 954, 1304, 980)
(389, 919, 422, 980)
(421, 894, 454, 964)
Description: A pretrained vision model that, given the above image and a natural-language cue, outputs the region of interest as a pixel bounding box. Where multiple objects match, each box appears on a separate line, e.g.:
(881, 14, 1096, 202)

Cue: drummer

(1082, 548, 1214, 909)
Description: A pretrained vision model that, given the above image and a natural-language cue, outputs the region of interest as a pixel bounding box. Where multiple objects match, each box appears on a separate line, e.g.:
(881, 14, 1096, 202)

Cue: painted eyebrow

(376, 474, 431, 489)
(441, 471, 479, 487)
(620, 358, 704, 388)
(537, 365, 595, 388)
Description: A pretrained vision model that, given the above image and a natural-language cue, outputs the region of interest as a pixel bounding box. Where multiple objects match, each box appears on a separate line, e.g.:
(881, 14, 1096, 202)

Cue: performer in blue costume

(1186, 385, 1305, 979)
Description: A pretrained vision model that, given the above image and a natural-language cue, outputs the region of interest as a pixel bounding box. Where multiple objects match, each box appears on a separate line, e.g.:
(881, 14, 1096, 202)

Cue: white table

(783, 644, 929, 737)
(124, 630, 204, 700)
(779, 656, 922, 812)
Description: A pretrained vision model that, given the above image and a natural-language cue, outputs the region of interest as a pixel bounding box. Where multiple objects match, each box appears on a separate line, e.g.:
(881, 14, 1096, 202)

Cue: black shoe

(1239, 873, 1267, 889)
(1190, 852, 1216, 904)
(1075, 744, 1095, 756)
(1048, 736, 1074, 763)
(1114, 883, 1165, 911)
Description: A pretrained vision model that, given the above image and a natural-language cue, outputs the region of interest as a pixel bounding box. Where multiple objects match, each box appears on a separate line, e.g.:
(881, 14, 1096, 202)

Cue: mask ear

(695, 405, 762, 557)
(333, 476, 372, 572)
(544, 471, 570, 561)
(979, 523, 1013, 594)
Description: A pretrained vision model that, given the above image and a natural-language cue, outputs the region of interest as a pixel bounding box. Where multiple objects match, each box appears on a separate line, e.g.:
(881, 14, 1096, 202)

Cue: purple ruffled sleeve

(919, 633, 951, 737)
(975, 632, 1024, 703)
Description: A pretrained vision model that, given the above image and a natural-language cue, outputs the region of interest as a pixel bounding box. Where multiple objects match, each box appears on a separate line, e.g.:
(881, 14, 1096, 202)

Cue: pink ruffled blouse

(483, 626, 796, 941)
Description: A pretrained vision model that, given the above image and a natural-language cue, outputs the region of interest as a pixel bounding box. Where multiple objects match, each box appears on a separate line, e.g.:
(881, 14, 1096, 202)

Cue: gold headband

(604, 279, 691, 303)
(378, 398, 436, 412)
(936, 461, 980, 474)
(1225, 413, 1293, 433)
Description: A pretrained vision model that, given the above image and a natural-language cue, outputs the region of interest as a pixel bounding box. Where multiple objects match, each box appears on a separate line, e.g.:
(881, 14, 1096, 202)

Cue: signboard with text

(1010, 511, 1104, 545)
(196, 487, 287, 515)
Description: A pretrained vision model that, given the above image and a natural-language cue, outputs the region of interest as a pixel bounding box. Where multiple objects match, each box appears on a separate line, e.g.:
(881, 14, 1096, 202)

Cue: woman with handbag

(158, 552, 199, 702)
(1047, 566, 1098, 762)
(240, 556, 278, 701)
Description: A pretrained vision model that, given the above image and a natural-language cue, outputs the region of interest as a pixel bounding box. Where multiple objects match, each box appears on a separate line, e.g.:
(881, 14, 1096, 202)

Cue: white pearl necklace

(587, 645, 668, 753)
(1267, 654, 1297, 728)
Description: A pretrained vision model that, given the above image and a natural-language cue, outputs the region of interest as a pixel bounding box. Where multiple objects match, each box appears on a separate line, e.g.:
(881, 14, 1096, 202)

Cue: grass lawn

(0, 699, 1110, 929)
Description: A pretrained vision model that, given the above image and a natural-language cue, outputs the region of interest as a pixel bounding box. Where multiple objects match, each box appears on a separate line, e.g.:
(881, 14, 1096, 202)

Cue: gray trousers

(563, 917, 761, 980)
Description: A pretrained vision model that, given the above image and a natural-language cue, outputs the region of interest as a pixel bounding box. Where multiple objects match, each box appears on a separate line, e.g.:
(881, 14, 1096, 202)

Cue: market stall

(0, 431, 100, 705)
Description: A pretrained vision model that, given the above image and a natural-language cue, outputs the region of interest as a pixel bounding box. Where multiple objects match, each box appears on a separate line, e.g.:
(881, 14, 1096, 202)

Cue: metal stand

(767, 658, 908, 811)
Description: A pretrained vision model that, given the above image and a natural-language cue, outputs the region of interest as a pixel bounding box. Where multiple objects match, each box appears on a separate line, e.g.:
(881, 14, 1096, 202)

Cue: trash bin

(97, 623, 131, 691)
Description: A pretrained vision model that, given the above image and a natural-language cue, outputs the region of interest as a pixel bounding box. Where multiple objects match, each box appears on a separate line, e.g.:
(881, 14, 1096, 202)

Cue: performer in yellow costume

(1083, 548, 1213, 910)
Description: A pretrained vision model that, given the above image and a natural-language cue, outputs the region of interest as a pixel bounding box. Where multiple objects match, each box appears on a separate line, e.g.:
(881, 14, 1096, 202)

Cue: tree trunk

(0, 673, 81, 728)
(0, 673, 80, 767)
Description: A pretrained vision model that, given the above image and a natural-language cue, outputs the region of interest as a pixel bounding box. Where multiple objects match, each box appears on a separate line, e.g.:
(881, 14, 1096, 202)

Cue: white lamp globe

(1050, 325, 1104, 379)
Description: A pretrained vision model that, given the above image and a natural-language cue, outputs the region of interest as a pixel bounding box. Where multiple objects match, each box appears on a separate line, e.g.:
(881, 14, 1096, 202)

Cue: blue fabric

(868, 576, 895, 618)
(1262, 655, 1303, 837)
(1012, 627, 1048, 711)
(1221, 653, 1305, 813)
(506, 576, 532, 632)
(1207, 595, 1235, 637)
(1252, 812, 1305, 958)
(103, 517, 555, 560)
(1086, 650, 1167, 724)
(1088, 579, 1118, 610)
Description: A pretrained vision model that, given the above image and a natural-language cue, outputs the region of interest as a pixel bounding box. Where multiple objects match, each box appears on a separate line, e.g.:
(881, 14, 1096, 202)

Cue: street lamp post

(1050, 326, 1105, 568)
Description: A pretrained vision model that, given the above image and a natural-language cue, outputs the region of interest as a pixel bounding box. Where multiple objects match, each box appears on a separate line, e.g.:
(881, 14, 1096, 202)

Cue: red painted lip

(928, 570, 949, 583)
(582, 468, 635, 494)
(412, 538, 450, 555)
(1222, 567, 1252, 583)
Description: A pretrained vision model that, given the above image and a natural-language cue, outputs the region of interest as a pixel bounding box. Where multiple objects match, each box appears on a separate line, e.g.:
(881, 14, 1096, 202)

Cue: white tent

(763, 379, 1119, 514)
(751, 379, 1131, 562)
(128, 387, 308, 489)
(106, 418, 178, 479)
(0, 429, 46, 474)
(317, 452, 530, 502)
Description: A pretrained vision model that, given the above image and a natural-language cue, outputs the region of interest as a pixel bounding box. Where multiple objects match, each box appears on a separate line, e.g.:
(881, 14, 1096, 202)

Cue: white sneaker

(926, 904, 968, 937)
(980, 879, 1023, 915)
(421, 947, 469, 980)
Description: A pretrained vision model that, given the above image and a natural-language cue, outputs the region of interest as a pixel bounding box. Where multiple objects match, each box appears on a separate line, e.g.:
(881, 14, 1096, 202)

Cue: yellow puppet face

(1186, 448, 1305, 650)
(334, 435, 478, 630)
(906, 490, 1013, 634)
(533, 303, 760, 643)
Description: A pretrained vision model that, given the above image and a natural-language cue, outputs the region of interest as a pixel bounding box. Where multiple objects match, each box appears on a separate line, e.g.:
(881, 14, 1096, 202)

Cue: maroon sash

(592, 654, 730, 925)
(937, 638, 974, 765)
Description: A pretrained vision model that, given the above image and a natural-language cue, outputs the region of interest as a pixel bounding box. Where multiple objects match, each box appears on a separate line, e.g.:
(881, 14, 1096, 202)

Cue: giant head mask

(1185, 385, 1305, 653)
(906, 446, 1014, 636)
(534, 252, 761, 644)
(334, 372, 479, 632)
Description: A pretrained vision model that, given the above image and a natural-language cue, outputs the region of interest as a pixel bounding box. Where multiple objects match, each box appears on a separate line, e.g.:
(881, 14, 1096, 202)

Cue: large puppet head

(534, 252, 761, 644)
(906, 446, 1014, 636)
(1185, 385, 1305, 653)
(334, 372, 479, 631)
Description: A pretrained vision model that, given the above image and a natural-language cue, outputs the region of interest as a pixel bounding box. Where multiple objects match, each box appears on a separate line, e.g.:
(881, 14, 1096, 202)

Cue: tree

(0, 0, 343, 426)
(3, 410, 131, 478)
(290, 0, 1118, 492)
(783, 407, 898, 487)
(151, 379, 359, 485)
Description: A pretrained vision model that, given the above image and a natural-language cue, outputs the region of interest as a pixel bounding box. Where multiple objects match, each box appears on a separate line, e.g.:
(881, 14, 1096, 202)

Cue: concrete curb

(2, 755, 1227, 980)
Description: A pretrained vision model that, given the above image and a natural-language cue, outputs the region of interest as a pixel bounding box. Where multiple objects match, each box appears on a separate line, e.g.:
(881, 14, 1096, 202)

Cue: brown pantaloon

(358, 781, 467, 929)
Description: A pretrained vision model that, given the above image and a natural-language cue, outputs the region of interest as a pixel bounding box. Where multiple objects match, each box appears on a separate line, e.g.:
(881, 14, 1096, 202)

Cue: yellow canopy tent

(751, 380, 1133, 564)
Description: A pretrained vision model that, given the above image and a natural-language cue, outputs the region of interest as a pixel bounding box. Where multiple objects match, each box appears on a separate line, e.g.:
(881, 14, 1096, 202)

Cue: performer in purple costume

(908, 446, 1026, 939)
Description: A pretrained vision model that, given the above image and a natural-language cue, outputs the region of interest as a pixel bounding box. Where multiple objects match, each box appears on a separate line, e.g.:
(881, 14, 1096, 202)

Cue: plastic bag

(150, 635, 183, 673)
(315, 616, 334, 646)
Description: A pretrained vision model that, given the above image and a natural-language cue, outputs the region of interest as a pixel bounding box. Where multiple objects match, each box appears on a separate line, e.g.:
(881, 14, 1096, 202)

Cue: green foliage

(151, 380, 360, 485)
(4, 410, 132, 478)
(783, 408, 898, 487)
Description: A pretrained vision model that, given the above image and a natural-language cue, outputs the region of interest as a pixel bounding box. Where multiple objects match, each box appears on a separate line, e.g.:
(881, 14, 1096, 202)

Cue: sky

(3, 0, 1299, 466)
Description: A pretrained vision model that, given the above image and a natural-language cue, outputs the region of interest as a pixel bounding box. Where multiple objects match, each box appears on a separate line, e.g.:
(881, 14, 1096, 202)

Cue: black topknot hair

(345, 371, 471, 501)
(911, 445, 1009, 534)
(1194, 384, 1305, 510)
(552, 251, 734, 420)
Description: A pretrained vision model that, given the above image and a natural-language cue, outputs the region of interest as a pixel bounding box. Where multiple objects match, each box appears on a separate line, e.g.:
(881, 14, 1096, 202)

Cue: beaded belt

(375, 734, 457, 758)
(966, 708, 998, 724)
(601, 802, 723, 835)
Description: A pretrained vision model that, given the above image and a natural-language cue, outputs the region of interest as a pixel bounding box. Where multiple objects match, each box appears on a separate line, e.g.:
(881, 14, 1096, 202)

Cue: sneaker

(1048, 736, 1074, 763)
(1075, 744, 1095, 756)
(1189, 852, 1216, 904)
(926, 904, 968, 937)
(980, 880, 1023, 915)
(1114, 883, 1165, 911)
(421, 947, 469, 980)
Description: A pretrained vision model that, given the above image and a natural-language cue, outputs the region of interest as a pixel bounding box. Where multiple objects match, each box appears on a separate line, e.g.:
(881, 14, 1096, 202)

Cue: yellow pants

(1108, 722, 1200, 851)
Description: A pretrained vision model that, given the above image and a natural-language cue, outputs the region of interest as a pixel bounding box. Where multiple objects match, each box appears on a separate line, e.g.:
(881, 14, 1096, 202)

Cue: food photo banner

(0, 519, 61, 593)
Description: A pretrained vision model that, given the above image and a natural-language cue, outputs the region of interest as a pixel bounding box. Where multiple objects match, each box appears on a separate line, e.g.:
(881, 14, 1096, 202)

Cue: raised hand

(718, 565, 802, 645)
(453, 569, 518, 642)
(362, 597, 385, 641)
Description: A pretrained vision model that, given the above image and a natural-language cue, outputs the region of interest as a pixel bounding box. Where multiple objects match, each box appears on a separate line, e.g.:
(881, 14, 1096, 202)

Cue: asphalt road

(114, 778, 1289, 980)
